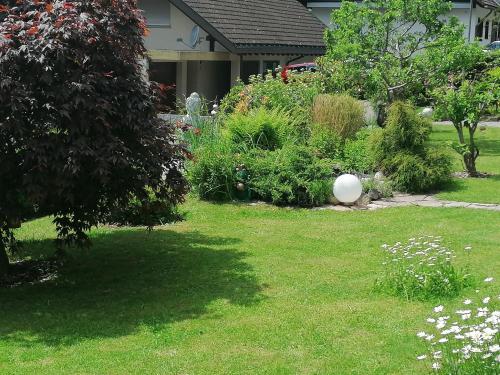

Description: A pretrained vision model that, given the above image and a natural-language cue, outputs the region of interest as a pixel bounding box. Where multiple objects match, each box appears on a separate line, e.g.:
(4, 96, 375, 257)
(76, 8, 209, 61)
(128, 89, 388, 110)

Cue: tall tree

(323, 0, 465, 124)
(0, 0, 187, 277)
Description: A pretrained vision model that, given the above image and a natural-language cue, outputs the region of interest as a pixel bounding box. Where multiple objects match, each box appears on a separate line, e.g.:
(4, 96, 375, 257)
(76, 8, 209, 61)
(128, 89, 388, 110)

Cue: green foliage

(323, 0, 464, 110)
(309, 123, 344, 160)
(181, 117, 220, 152)
(107, 188, 182, 227)
(386, 150, 453, 193)
(219, 73, 321, 126)
(187, 142, 236, 202)
(244, 146, 332, 207)
(312, 94, 365, 139)
(375, 236, 473, 301)
(341, 130, 373, 174)
(371, 102, 451, 192)
(225, 107, 299, 151)
(218, 79, 246, 117)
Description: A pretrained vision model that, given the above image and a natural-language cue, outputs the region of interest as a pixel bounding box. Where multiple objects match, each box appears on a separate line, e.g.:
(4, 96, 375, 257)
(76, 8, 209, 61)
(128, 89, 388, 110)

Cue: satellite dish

(189, 26, 200, 48)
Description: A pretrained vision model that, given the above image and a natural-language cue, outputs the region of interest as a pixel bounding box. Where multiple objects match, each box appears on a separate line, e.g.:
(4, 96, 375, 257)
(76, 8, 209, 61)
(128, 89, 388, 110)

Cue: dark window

(241, 61, 260, 84)
(475, 18, 483, 40)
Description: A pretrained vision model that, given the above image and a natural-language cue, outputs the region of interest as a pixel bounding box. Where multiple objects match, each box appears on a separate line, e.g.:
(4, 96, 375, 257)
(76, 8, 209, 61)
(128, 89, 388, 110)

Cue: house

(139, 0, 326, 106)
(307, 0, 500, 45)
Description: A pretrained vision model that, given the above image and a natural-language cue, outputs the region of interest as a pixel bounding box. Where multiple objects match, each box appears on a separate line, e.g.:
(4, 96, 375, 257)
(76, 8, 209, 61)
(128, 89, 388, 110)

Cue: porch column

(176, 61, 188, 100)
(230, 54, 241, 86)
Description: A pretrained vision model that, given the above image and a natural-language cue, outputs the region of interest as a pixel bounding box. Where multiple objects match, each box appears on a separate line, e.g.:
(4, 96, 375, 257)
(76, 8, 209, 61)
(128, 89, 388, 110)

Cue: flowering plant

(375, 236, 473, 300)
(416, 281, 499, 373)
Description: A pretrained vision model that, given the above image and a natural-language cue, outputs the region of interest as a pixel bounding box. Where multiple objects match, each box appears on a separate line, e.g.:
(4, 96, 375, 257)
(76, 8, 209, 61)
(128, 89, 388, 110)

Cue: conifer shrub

(370, 102, 451, 192)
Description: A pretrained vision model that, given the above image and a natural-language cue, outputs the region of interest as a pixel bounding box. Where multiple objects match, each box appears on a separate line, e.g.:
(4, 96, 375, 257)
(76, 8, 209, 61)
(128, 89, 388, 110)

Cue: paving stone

(414, 200, 445, 207)
(443, 201, 471, 208)
(387, 195, 427, 203)
(468, 204, 500, 210)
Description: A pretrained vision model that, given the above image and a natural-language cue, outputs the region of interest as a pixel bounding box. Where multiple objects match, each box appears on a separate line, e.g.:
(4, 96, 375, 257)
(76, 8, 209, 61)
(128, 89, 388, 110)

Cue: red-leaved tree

(0, 0, 187, 276)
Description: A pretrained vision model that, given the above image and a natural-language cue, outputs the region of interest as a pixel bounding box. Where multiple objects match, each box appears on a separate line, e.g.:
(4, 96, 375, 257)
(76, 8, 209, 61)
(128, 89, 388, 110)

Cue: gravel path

(434, 121, 500, 128)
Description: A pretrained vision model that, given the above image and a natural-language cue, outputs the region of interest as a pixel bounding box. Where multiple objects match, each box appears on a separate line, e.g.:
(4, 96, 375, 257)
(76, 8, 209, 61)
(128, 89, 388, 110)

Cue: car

(281, 62, 317, 82)
(485, 41, 500, 52)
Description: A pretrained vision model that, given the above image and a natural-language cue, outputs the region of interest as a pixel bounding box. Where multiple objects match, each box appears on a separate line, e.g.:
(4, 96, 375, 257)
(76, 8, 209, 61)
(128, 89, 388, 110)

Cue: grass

(430, 125, 500, 204)
(1, 200, 499, 374)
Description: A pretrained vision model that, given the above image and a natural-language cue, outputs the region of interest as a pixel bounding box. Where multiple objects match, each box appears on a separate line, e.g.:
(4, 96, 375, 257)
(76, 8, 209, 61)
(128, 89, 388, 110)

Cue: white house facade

(307, 0, 500, 45)
(138, 0, 326, 108)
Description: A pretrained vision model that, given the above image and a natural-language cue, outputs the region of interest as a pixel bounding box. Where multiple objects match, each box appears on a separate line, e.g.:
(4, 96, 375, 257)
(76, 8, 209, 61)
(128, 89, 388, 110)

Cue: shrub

(416, 283, 499, 374)
(181, 117, 220, 152)
(341, 130, 373, 173)
(0, 0, 187, 267)
(244, 145, 332, 207)
(312, 94, 365, 139)
(375, 236, 473, 301)
(107, 188, 182, 227)
(309, 123, 344, 160)
(370, 102, 452, 192)
(219, 73, 321, 126)
(187, 142, 236, 201)
(225, 107, 300, 151)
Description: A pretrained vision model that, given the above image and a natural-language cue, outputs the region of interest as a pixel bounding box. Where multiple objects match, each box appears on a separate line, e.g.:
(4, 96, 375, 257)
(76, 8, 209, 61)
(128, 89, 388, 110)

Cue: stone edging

(316, 194, 500, 212)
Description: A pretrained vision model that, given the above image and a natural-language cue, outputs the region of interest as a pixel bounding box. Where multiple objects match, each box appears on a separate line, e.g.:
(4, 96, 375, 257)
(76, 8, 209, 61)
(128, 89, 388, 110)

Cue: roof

(169, 0, 326, 55)
(477, 0, 500, 8)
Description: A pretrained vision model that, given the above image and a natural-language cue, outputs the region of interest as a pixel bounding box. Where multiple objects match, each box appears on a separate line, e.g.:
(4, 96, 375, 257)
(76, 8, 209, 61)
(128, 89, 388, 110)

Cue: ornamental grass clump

(416, 283, 499, 374)
(375, 236, 473, 301)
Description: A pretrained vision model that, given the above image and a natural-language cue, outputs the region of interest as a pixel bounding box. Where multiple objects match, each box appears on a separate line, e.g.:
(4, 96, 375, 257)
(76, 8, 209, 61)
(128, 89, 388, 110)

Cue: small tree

(0, 0, 187, 277)
(323, 0, 465, 124)
(433, 51, 499, 176)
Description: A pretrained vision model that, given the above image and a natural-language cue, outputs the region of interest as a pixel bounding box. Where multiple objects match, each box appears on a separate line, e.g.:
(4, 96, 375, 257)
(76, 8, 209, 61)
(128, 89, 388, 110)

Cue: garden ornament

(333, 174, 363, 203)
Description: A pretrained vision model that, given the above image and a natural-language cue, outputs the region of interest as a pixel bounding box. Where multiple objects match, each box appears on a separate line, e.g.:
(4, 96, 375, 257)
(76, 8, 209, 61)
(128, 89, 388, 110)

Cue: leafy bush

(187, 142, 236, 201)
(416, 283, 499, 374)
(180, 117, 220, 152)
(341, 130, 373, 173)
(370, 102, 451, 192)
(312, 94, 365, 139)
(244, 145, 332, 207)
(0, 0, 187, 263)
(375, 236, 473, 301)
(107, 188, 182, 227)
(219, 73, 321, 127)
(225, 107, 299, 151)
(309, 123, 344, 160)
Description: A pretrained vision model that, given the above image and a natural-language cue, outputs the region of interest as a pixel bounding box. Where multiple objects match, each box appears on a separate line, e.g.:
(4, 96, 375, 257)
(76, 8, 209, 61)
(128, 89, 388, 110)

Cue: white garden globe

(333, 174, 363, 203)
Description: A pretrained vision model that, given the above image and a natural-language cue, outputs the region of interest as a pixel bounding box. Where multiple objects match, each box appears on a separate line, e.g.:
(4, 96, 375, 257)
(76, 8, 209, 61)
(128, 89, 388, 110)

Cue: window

(475, 18, 483, 40)
(241, 61, 260, 84)
(139, 0, 170, 27)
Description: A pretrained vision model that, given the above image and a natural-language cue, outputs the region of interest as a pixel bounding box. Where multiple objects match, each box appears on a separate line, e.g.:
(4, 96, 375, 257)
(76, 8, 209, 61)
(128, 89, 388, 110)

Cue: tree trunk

(464, 124, 479, 177)
(0, 243, 9, 279)
(376, 103, 388, 127)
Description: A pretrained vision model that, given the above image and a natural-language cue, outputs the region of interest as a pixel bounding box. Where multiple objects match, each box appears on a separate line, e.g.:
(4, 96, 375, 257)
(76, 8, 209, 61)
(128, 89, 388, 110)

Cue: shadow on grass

(0, 229, 264, 347)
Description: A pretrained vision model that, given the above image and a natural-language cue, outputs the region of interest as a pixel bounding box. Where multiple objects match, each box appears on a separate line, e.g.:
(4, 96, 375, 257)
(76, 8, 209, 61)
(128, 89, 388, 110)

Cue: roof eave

(168, 0, 238, 53)
(235, 45, 326, 55)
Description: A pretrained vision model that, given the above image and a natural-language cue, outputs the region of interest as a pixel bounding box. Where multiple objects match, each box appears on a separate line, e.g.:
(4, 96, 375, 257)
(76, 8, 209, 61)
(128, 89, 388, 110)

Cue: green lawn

(430, 125, 500, 204)
(1, 201, 499, 374)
